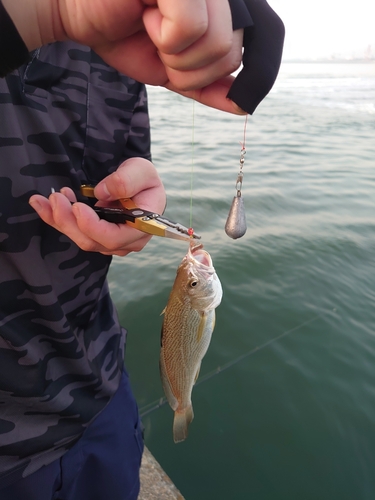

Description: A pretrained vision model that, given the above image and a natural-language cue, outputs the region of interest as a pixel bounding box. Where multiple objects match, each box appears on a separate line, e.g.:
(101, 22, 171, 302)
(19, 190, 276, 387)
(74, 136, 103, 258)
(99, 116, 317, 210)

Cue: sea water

(108, 62, 375, 500)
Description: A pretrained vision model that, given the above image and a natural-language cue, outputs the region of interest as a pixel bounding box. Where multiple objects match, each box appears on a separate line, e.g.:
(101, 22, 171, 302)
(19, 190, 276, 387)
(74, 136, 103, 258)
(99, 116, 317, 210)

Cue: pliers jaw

(80, 185, 201, 241)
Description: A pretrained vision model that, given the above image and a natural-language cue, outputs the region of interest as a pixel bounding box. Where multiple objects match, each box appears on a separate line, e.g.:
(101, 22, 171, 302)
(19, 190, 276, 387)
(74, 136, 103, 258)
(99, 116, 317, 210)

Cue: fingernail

(95, 181, 111, 201)
(29, 198, 42, 212)
(49, 194, 57, 210)
(72, 204, 81, 218)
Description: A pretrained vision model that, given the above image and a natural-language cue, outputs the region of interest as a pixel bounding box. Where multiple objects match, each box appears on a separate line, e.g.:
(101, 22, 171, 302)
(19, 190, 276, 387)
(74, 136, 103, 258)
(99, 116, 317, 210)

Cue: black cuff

(228, 0, 253, 29)
(0, 0, 30, 78)
(228, 0, 285, 114)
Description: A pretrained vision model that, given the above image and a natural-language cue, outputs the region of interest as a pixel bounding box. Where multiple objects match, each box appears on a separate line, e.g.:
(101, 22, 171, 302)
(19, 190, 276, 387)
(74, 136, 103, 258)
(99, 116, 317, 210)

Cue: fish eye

(189, 279, 198, 288)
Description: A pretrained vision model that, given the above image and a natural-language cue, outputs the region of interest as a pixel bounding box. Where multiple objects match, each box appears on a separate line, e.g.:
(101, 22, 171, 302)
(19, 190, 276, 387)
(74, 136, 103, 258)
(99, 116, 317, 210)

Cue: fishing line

(140, 104, 196, 418)
(242, 113, 248, 151)
(189, 100, 195, 231)
(139, 313, 323, 418)
(225, 114, 249, 239)
(194, 313, 321, 388)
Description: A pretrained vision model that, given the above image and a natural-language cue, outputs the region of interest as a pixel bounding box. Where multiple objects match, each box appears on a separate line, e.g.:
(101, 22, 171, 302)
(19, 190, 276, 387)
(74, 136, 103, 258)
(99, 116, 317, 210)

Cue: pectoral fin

(197, 312, 207, 343)
(194, 363, 201, 384)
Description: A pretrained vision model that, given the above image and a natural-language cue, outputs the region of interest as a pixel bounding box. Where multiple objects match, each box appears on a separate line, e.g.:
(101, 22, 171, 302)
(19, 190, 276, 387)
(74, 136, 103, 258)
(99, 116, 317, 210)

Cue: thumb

(93, 157, 160, 201)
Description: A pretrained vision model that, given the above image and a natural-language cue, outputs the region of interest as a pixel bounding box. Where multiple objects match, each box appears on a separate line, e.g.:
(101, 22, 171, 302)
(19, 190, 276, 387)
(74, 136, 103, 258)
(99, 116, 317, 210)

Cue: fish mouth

(188, 242, 213, 270)
(185, 242, 223, 309)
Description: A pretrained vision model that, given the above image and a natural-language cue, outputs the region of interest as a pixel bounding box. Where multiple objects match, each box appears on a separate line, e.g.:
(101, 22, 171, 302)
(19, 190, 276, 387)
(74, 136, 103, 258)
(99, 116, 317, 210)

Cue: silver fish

(160, 242, 223, 443)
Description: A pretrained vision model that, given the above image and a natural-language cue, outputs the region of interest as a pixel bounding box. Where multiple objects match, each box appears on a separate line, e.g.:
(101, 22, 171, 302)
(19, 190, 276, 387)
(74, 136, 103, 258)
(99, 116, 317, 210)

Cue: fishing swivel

(225, 144, 247, 239)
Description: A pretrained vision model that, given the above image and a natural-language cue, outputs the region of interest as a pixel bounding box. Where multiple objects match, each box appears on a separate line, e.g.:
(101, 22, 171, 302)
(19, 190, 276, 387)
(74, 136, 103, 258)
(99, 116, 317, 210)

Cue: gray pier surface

(139, 447, 185, 500)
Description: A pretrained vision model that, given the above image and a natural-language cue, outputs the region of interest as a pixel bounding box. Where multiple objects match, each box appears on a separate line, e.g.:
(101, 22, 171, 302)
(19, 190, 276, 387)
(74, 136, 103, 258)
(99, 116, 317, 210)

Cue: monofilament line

(189, 100, 195, 230)
(242, 113, 248, 150)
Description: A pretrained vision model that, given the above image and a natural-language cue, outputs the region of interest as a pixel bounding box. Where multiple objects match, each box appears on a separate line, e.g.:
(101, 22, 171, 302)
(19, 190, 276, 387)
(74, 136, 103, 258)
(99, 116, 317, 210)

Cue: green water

(108, 63, 375, 499)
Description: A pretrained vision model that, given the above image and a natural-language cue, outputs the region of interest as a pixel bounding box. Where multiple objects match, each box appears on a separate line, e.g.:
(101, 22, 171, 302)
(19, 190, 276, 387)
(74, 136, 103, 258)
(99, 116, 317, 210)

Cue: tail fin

(173, 405, 194, 443)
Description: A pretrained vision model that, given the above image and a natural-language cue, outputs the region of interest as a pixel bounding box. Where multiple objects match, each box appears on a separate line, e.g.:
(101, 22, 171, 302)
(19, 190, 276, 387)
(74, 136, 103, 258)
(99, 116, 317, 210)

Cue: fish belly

(160, 307, 215, 442)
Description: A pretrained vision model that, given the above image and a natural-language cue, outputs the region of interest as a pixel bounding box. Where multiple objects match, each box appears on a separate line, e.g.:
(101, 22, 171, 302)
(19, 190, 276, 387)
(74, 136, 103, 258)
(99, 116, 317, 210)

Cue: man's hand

(29, 158, 166, 256)
(3, 0, 245, 114)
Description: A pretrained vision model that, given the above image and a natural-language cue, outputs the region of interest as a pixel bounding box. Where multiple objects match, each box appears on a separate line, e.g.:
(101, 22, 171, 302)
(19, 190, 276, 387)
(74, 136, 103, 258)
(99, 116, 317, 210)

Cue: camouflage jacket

(0, 41, 150, 487)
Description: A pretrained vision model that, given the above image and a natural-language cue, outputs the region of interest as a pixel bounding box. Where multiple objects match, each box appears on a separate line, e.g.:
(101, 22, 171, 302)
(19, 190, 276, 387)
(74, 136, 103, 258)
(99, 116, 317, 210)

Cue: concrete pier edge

(139, 446, 185, 499)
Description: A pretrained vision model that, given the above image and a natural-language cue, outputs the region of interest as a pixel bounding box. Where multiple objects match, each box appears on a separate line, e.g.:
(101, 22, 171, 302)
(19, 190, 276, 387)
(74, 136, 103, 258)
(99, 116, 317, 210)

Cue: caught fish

(160, 241, 223, 443)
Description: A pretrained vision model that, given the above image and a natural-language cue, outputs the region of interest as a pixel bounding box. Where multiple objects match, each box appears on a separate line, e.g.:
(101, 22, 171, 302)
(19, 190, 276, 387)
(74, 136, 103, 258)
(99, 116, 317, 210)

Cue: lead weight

(225, 194, 247, 239)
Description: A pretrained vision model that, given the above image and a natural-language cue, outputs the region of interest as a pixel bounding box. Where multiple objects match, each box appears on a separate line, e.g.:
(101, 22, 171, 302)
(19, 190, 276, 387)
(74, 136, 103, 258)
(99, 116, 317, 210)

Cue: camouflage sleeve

(124, 84, 152, 162)
(82, 49, 151, 183)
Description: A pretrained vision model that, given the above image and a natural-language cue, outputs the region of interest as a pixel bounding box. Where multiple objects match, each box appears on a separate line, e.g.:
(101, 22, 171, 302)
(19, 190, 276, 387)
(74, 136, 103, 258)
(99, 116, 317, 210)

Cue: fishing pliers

(79, 185, 201, 242)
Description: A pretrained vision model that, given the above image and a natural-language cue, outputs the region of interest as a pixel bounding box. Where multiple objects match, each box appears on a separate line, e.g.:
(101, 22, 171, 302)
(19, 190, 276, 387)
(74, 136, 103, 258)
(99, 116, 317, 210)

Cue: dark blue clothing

(0, 370, 144, 500)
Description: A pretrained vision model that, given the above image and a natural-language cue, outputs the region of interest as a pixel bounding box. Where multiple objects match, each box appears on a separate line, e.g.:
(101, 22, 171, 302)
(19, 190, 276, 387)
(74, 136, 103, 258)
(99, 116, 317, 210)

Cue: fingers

(142, 0, 245, 110)
(95, 30, 169, 87)
(71, 201, 153, 253)
(143, 0, 241, 90)
(60, 186, 77, 203)
(83, 0, 244, 113)
(29, 192, 152, 255)
(29, 157, 166, 256)
(154, 0, 232, 70)
(163, 28, 243, 91)
(143, 0, 209, 55)
(166, 75, 247, 115)
(94, 157, 166, 213)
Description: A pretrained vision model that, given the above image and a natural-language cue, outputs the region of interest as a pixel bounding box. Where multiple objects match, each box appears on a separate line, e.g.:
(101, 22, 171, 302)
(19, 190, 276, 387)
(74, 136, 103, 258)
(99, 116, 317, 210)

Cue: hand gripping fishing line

(225, 115, 248, 239)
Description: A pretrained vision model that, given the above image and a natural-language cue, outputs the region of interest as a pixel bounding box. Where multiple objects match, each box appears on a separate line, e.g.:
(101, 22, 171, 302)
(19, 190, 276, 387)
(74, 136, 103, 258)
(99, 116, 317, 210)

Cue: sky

(269, 0, 375, 60)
